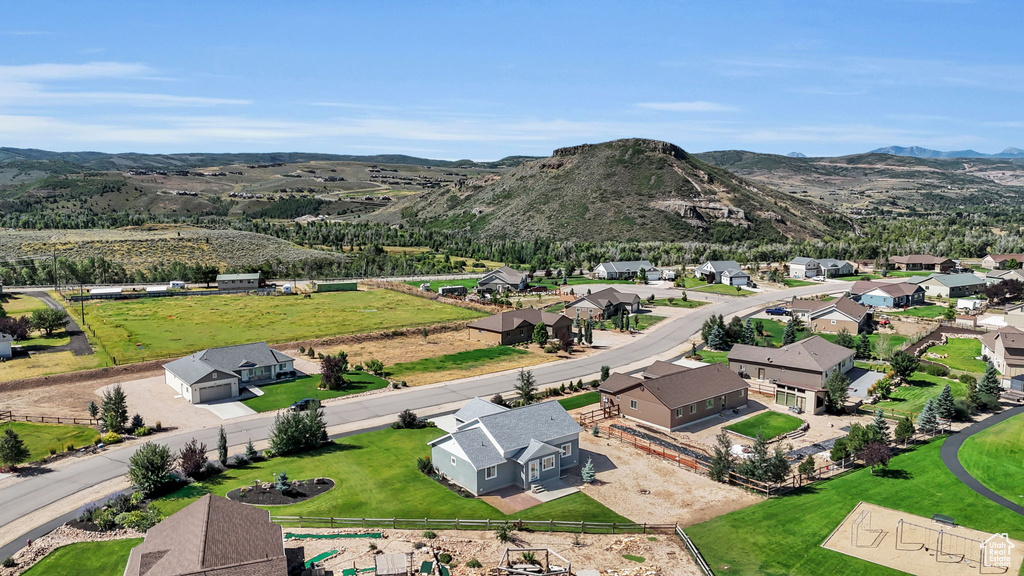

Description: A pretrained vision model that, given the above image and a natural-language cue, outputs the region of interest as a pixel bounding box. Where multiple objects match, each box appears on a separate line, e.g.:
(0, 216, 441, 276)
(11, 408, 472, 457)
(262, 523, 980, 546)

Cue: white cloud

(635, 101, 738, 112)
(0, 61, 151, 81)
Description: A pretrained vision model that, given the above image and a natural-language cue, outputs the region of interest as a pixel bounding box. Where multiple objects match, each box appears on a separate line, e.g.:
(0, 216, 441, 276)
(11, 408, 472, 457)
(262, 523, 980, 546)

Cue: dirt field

(823, 502, 1024, 576)
(286, 527, 701, 576)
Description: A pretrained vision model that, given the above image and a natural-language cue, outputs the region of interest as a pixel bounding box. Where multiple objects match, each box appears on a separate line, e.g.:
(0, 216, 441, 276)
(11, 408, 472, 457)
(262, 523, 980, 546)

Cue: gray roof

(910, 273, 985, 288)
(701, 260, 742, 272)
(446, 427, 507, 469)
(722, 268, 750, 278)
(596, 260, 656, 273)
(889, 254, 952, 266)
(987, 269, 1024, 281)
(728, 336, 853, 374)
(513, 439, 561, 464)
(216, 273, 260, 281)
(164, 342, 293, 385)
(479, 266, 527, 286)
(817, 258, 850, 269)
(789, 257, 817, 266)
(0, 333, 12, 343)
(473, 401, 581, 453)
(567, 287, 640, 310)
(454, 397, 509, 423)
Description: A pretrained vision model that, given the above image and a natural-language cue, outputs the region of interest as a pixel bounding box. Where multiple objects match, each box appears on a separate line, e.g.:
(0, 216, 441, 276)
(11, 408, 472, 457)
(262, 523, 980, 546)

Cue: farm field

(0, 421, 100, 462)
(21, 538, 142, 576)
(687, 439, 1024, 576)
(923, 338, 988, 373)
(960, 412, 1024, 504)
(64, 289, 487, 364)
(152, 428, 630, 524)
(725, 411, 803, 439)
(240, 373, 389, 413)
(873, 372, 966, 416)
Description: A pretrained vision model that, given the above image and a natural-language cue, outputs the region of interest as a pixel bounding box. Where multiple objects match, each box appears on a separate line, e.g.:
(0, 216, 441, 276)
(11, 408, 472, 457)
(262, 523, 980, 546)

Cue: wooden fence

(0, 411, 98, 426)
(576, 405, 619, 426)
(676, 525, 716, 576)
(268, 516, 677, 534)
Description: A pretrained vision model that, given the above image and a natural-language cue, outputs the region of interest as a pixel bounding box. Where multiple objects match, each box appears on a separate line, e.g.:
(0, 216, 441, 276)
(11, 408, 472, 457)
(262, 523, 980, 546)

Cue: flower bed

(226, 477, 335, 506)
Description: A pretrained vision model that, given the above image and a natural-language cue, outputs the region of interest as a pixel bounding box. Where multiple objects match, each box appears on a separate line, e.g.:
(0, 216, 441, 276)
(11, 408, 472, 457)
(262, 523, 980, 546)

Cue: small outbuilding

(216, 272, 261, 290)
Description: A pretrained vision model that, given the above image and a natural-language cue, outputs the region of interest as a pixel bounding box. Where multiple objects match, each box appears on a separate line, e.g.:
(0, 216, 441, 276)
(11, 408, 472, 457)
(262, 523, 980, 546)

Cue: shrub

(48, 447, 57, 456)
(423, 530, 437, 539)
(268, 401, 328, 455)
(438, 553, 453, 564)
(114, 508, 160, 531)
(953, 399, 972, 421)
(65, 443, 75, 452)
(101, 432, 123, 445)
(134, 426, 151, 437)
(77, 505, 99, 523)
(543, 343, 559, 353)
(416, 456, 434, 475)
(106, 493, 136, 515)
(262, 448, 277, 459)
(179, 438, 208, 480)
(201, 461, 221, 478)
(494, 523, 513, 543)
(130, 413, 145, 430)
(924, 363, 950, 377)
(393, 409, 426, 430)
(369, 542, 378, 551)
(94, 509, 117, 530)
(413, 542, 425, 550)
(244, 439, 259, 460)
(127, 442, 176, 497)
(466, 559, 482, 569)
(959, 373, 978, 385)
(233, 454, 251, 466)
(2, 557, 15, 568)
(154, 421, 162, 431)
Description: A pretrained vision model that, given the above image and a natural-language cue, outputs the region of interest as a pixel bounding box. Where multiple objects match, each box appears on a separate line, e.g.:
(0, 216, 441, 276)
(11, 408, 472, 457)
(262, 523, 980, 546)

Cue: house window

(542, 455, 555, 471)
(831, 319, 837, 325)
(690, 404, 696, 414)
(739, 389, 746, 397)
(676, 408, 682, 417)
(629, 399, 638, 410)
(721, 395, 726, 407)
(451, 456, 457, 467)
(484, 465, 497, 480)
(705, 399, 714, 409)
(561, 443, 572, 457)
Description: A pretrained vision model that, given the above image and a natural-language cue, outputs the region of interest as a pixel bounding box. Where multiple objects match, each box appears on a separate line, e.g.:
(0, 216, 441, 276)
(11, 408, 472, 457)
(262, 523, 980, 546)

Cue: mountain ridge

(869, 145, 1024, 159)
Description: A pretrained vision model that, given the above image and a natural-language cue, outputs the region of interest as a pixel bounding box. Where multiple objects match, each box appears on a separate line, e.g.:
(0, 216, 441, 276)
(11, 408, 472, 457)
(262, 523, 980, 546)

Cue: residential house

(1006, 303, 1024, 329)
(727, 336, 855, 415)
(466, 309, 573, 345)
(123, 494, 288, 576)
(562, 287, 640, 321)
(789, 296, 870, 334)
(0, 333, 11, 359)
(163, 342, 295, 404)
(451, 397, 509, 427)
(887, 255, 954, 272)
(592, 261, 660, 281)
(788, 257, 855, 279)
(910, 273, 986, 299)
(817, 258, 856, 277)
(982, 254, 1024, 270)
(477, 266, 529, 293)
(986, 268, 1024, 285)
(216, 272, 261, 290)
(598, 363, 749, 431)
(438, 285, 468, 297)
(980, 326, 1024, 388)
(429, 400, 581, 496)
(850, 280, 926, 308)
(696, 260, 749, 286)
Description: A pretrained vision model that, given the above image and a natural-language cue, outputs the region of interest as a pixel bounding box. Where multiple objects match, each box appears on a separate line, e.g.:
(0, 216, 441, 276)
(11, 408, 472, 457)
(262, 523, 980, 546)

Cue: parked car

(765, 307, 790, 316)
(289, 398, 316, 412)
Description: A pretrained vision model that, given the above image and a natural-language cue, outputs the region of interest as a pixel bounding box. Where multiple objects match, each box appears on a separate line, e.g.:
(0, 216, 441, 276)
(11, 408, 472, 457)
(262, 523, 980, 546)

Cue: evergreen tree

(127, 442, 175, 497)
(978, 361, 1001, 397)
(600, 365, 610, 382)
(87, 401, 99, 420)
(217, 426, 228, 465)
(708, 431, 735, 482)
(584, 320, 593, 345)
(741, 318, 756, 346)
(894, 416, 916, 445)
(581, 457, 596, 484)
(726, 316, 745, 343)
(873, 410, 891, 443)
(101, 384, 129, 433)
(532, 323, 548, 346)
(708, 324, 730, 351)
(618, 309, 626, 331)
(737, 432, 790, 483)
(834, 328, 855, 349)
(782, 318, 799, 345)
(966, 376, 981, 411)
(0, 427, 30, 469)
(890, 351, 919, 384)
(934, 384, 956, 420)
(514, 369, 536, 405)
(856, 332, 872, 359)
(798, 454, 816, 477)
(916, 399, 939, 433)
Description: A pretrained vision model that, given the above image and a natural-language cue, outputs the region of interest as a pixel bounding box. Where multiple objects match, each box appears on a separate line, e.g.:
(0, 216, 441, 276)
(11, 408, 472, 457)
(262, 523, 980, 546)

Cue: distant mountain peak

(869, 145, 1024, 159)
(786, 152, 807, 158)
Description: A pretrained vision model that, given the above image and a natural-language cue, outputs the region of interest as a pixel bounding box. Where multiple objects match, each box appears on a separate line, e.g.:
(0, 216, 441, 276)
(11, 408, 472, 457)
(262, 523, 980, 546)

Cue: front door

(528, 460, 540, 482)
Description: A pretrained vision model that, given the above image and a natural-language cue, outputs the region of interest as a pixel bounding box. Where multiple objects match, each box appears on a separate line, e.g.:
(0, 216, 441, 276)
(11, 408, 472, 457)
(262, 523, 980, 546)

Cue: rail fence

(0, 411, 99, 426)
(268, 516, 677, 534)
(60, 287, 275, 302)
(676, 525, 716, 576)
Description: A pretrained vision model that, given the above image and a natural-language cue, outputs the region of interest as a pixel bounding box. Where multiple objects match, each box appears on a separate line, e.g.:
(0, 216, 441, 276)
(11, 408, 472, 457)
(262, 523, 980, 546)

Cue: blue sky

(1, 0, 1021, 159)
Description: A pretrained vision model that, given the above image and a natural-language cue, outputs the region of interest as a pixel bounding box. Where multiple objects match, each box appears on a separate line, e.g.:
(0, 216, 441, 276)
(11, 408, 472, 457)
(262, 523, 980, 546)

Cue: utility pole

(52, 250, 57, 294)
(80, 280, 85, 325)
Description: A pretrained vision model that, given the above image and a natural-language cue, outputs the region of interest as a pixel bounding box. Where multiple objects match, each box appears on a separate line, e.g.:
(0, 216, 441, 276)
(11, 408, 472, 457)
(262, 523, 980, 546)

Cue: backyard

(240, 372, 389, 413)
(922, 338, 987, 374)
(151, 427, 630, 525)
(724, 411, 803, 439)
(20, 539, 142, 576)
(0, 421, 100, 462)
(872, 372, 966, 416)
(959, 411, 1024, 504)
(686, 439, 1024, 576)
(887, 304, 948, 318)
(66, 289, 487, 364)
(557, 391, 600, 410)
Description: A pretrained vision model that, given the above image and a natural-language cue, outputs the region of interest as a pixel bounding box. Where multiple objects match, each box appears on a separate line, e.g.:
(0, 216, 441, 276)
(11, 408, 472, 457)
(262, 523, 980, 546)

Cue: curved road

(0, 281, 850, 549)
(940, 404, 1024, 515)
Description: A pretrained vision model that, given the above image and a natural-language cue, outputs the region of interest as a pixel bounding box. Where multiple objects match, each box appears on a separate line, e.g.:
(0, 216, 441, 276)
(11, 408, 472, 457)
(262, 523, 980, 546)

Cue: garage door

(197, 383, 233, 403)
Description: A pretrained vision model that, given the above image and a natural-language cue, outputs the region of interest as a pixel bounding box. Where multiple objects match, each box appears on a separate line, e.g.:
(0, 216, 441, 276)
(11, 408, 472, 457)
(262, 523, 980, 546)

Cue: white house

(696, 260, 748, 285)
(163, 342, 295, 404)
(0, 333, 12, 359)
(788, 257, 854, 279)
(592, 261, 660, 281)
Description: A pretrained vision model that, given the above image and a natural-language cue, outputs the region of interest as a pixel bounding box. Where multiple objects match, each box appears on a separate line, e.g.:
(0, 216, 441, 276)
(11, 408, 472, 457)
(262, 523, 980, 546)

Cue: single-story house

(982, 254, 1024, 270)
(910, 273, 986, 299)
(0, 333, 12, 359)
(123, 494, 287, 576)
(163, 342, 295, 404)
(1006, 303, 1024, 329)
(788, 257, 855, 279)
(452, 397, 510, 427)
(216, 272, 261, 290)
(696, 260, 748, 285)
(477, 266, 529, 293)
(850, 280, 926, 308)
(592, 260, 660, 281)
(817, 258, 856, 277)
(986, 268, 1024, 285)
(562, 287, 640, 321)
(789, 296, 870, 334)
(981, 326, 1024, 387)
(466, 309, 573, 345)
(599, 363, 749, 431)
(727, 336, 855, 415)
(429, 400, 581, 496)
(888, 255, 954, 272)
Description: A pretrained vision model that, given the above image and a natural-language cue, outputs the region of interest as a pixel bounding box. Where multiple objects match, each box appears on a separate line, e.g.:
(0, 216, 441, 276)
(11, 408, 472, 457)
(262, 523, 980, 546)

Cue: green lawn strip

(687, 439, 1024, 576)
(21, 538, 142, 576)
(752, 320, 809, 346)
(152, 428, 630, 525)
(558, 392, 600, 411)
(545, 303, 566, 313)
(688, 284, 755, 296)
(650, 298, 705, 308)
(724, 412, 803, 439)
(0, 422, 99, 461)
(695, 350, 730, 365)
(633, 315, 666, 331)
(70, 289, 486, 364)
(781, 279, 816, 287)
(622, 555, 645, 563)
(241, 372, 388, 413)
(818, 333, 908, 350)
(888, 304, 948, 318)
(873, 372, 966, 416)
(960, 412, 1024, 504)
(678, 277, 711, 288)
(388, 347, 529, 379)
(13, 331, 72, 351)
(403, 278, 480, 292)
(923, 338, 987, 373)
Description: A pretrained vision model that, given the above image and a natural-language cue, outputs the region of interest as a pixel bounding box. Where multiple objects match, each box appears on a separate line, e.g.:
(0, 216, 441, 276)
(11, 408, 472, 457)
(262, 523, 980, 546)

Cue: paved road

(940, 405, 1024, 515)
(0, 281, 850, 548)
(28, 293, 94, 356)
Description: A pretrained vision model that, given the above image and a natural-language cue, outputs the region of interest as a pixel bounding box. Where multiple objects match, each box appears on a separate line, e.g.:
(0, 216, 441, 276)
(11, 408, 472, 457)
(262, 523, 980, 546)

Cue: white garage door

(197, 383, 233, 403)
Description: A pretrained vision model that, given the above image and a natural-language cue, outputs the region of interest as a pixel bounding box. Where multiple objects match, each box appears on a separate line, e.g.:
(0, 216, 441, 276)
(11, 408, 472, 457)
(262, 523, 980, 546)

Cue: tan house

(599, 362, 749, 431)
(563, 287, 640, 321)
(981, 326, 1024, 386)
(1006, 303, 1024, 329)
(466, 309, 572, 345)
(727, 336, 855, 415)
(888, 255, 954, 272)
(910, 273, 986, 298)
(123, 494, 288, 576)
(789, 296, 870, 334)
(982, 254, 1024, 270)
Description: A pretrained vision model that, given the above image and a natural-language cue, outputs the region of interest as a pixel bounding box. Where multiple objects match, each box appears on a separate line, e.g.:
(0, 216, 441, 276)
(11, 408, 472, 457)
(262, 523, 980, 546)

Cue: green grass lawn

(21, 538, 142, 576)
(632, 314, 666, 331)
(388, 347, 529, 379)
(781, 278, 816, 287)
(241, 372, 389, 412)
(695, 350, 730, 365)
(0, 293, 48, 317)
(0, 422, 99, 462)
(678, 276, 711, 288)
(152, 428, 630, 524)
(960, 412, 1024, 504)
(725, 411, 803, 439)
(558, 391, 600, 410)
(73, 289, 486, 364)
(888, 304, 948, 318)
(818, 332, 908, 350)
(13, 331, 71, 351)
(689, 284, 755, 296)
(544, 303, 566, 313)
(403, 278, 480, 292)
(873, 372, 965, 416)
(687, 439, 1024, 576)
(650, 298, 706, 308)
(923, 338, 987, 373)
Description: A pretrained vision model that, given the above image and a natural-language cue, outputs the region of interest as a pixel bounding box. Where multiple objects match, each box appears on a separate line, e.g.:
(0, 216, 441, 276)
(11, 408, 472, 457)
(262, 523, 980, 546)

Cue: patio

(480, 479, 580, 514)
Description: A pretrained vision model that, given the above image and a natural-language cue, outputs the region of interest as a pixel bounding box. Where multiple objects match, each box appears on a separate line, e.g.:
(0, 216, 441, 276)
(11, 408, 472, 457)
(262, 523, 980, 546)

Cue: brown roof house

(789, 296, 870, 334)
(466, 309, 572, 346)
(850, 280, 926, 308)
(888, 254, 954, 272)
(727, 336, 855, 415)
(982, 254, 1024, 270)
(599, 362, 749, 431)
(477, 266, 529, 293)
(562, 288, 640, 321)
(981, 326, 1024, 386)
(123, 494, 287, 576)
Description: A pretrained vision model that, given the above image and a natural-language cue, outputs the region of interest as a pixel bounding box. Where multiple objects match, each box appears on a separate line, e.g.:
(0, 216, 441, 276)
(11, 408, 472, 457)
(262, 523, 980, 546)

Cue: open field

(0, 293, 48, 316)
(240, 373, 389, 412)
(725, 411, 803, 439)
(960, 412, 1024, 504)
(0, 350, 103, 383)
(403, 278, 480, 292)
(388, 346, 529, 380)
(67, 289, 487, 364)
(21, 538, 142, 576)
(923, 338, 988, 373)
(888, 304, 948, 318)
(873, 372, 966, 416)
(0, 421, 100, 462)
(689, 284, 755, 296)
(687, 439, 1024, 576)
(152, 428, 630, 524)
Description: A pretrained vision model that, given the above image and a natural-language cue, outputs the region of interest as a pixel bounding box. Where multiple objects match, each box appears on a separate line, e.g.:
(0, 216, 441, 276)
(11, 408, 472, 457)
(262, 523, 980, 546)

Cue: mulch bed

(227, 478, 335, 505)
